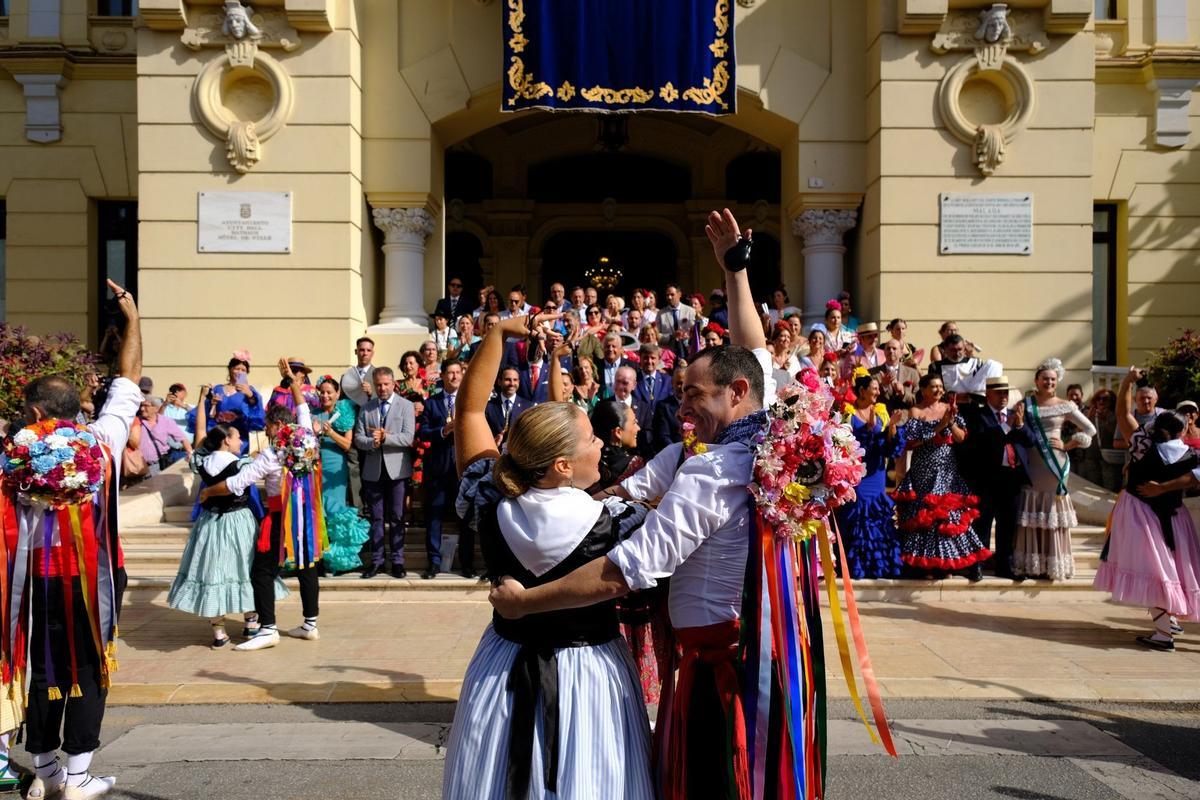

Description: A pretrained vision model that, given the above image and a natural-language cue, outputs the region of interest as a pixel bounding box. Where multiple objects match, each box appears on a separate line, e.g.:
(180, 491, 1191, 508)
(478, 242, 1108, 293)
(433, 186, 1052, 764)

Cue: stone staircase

(121, 487, 1114, 603)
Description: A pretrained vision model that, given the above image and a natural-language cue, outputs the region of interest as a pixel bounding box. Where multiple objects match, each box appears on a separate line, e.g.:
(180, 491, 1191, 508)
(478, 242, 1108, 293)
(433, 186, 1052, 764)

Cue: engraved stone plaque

(198, 191, 292, 253)
(939, 193, 1033, 255)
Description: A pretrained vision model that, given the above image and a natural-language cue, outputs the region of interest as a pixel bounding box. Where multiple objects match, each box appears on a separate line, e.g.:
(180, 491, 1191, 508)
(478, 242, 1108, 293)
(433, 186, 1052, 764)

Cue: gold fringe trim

(68, 684, 82, 699)
(100, 674, 111, 691)
(46, 686, 61, 701)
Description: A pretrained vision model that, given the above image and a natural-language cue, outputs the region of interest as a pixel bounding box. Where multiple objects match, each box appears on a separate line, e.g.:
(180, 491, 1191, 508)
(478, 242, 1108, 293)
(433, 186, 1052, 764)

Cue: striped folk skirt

(442, 625, 656, 800)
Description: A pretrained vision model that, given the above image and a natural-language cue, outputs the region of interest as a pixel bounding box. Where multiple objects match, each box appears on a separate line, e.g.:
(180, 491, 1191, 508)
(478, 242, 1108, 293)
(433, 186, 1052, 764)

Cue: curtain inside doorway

(503, 0, 736, 114)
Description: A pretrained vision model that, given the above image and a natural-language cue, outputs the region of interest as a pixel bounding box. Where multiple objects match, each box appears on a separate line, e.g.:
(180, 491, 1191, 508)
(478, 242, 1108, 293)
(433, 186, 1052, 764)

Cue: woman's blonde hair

(493, 402, 587, 497)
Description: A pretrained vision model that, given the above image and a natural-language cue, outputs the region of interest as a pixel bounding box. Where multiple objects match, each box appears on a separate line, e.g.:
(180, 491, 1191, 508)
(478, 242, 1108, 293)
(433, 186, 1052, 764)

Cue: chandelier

(585, 256, 622, 290)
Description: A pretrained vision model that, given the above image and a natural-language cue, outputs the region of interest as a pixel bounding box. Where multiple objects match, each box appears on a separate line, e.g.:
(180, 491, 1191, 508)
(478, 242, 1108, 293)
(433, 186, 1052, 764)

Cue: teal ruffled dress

(316, 399, 370, 573)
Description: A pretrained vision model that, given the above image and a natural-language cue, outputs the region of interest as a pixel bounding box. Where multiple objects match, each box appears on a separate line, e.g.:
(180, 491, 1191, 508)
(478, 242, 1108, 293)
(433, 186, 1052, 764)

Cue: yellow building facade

(1, 0, 1198, 393)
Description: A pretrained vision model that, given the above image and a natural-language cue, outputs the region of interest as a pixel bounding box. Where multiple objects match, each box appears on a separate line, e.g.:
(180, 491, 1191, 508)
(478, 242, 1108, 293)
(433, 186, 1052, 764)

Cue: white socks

(1151, 608, 1174, 643)
(0, 732, 17, 782)
(286, 617, 319, 641)
(33, 752, 62, 779)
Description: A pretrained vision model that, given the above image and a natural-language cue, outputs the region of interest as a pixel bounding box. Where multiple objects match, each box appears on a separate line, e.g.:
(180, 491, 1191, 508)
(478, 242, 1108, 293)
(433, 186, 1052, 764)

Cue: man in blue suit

(650, 366, 686, 455)
(518, 331, 571, 403)
(633, 343, 672, 412)
(485, 367, 532, 445)
(416, 360, 464, 579)
(961, 375, 1033, 580)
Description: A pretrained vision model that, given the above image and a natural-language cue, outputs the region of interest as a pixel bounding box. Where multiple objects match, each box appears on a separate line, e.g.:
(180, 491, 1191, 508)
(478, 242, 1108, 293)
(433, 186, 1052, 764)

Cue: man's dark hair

(441, 359, 462, 375)
(373, 366, 395, 380)
(688, 345, 764, 406)
(25, 376, 82, 420)
(265, 403, 295, 427)
(1066, 383, 1083, 394)
(942, 333, 965, 348)
(356, 336, 375, 348)
(510, 284, 527, 296)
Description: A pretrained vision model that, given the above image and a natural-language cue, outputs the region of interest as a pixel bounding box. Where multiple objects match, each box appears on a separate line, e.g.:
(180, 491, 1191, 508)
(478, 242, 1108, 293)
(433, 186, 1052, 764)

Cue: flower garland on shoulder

(751, 367, 867, 542)
(681, 421, 707, 459)
(3, 420, 106, 508)
(271, 423, 319, 475)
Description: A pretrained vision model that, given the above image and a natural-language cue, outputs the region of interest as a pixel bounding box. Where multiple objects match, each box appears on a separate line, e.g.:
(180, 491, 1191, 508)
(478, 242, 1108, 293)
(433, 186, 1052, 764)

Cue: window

(1095, 0, 1118, 20)
(1092, 204, 1119, 365)
(96, 0, 136, 16)
(97, 201, 137, 345)
(0, 1, 9, 16)
(0, 200, 6, 320)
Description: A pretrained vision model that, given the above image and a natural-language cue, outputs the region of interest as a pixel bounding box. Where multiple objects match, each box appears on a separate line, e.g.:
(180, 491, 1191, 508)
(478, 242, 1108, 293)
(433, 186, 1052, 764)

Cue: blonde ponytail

(491, 402, 584, 498)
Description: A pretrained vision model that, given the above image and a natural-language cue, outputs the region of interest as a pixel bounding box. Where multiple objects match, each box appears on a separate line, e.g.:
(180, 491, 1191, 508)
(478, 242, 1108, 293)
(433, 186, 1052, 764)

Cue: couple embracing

(441, 210, 781, 800)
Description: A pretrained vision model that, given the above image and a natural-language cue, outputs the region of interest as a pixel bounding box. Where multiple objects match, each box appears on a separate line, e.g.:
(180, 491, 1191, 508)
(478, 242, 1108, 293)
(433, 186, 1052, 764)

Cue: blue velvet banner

(503, 0, 735, 115)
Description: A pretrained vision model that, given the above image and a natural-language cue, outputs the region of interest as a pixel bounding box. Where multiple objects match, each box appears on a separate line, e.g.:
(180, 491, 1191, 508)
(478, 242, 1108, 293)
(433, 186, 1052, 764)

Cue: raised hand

(704, 208, 751, 268)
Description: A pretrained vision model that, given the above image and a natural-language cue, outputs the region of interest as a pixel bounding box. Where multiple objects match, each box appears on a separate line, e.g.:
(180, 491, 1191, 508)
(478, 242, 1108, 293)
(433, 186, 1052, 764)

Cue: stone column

(791, 208, 857, 326)
(370, 206, 436, 334)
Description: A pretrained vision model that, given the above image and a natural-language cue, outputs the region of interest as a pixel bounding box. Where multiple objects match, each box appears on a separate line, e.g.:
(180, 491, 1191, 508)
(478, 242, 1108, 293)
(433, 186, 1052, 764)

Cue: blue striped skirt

(442, 625, 656, 800)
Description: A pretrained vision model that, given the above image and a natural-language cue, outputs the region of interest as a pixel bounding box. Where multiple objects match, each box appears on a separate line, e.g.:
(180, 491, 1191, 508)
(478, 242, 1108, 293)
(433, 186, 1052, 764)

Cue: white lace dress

(1013, 400, 1096, 580)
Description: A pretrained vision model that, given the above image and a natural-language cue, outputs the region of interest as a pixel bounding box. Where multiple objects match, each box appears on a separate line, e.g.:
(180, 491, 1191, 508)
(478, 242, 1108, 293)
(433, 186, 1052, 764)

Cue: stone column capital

(371, 206, 436, 246)
(791, 208, 858, 248)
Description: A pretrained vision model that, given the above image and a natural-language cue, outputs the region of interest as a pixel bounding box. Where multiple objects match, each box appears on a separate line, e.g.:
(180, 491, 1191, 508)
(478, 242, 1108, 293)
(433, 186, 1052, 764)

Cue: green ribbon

(1025, 397, 1070, 496)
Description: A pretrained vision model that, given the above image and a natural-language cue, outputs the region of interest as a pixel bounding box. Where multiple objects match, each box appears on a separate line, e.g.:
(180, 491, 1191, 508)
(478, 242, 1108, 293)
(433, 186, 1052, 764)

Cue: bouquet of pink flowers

(750, 368, 867, 541)
(3, 420, 106, 508)
(271, 423, 319, 476)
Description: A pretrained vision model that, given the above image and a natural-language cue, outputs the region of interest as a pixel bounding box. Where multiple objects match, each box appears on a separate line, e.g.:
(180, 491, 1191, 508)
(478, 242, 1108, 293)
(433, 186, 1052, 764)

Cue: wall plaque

(197, 191, 292, 253)
(939, 193, 1033, 255)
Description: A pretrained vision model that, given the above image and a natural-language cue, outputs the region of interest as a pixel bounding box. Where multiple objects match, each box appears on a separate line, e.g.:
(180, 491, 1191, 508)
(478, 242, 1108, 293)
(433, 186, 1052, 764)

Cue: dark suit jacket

(650, 394, 682, 455)
(417, 392, 458, 480)
(485, 393, 532, 438)
(597, 358, 636, 400)
(625, 398, 654, 458)
(517, 355, 571, 403)
(434, 295, 472, 323)
(959, 402, 1033, 489)
(633, 371, 672, 408)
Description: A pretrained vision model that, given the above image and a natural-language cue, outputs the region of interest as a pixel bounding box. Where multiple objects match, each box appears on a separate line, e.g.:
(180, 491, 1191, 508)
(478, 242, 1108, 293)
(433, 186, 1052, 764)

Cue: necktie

(447, 393, 456, 417)
(672, 307, 679, 327)
(380, 401, 389, 420)
(999, 409, 1018, 468)
(645, 375, 653, 396)
(504, 398, 512, 424)
(450, 297, 457, 313)
(531, 364, 540, 389)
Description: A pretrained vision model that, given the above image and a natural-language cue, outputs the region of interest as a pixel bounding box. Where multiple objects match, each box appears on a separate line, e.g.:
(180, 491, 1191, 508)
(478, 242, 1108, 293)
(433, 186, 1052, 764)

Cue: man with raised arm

(490, 209, 776, 800)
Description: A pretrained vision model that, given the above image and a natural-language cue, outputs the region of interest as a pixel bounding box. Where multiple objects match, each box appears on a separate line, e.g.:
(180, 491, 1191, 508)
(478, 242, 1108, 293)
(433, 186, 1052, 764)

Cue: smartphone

(235, 373, 248, 386)
(760, 303, 769, 316)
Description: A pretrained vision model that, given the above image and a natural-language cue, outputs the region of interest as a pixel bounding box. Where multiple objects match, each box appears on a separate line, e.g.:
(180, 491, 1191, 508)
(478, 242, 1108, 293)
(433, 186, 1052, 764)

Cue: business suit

(353, 393, 416, 568)
(961, 402, 1033, 577)
(597, 358, 635, 400)
(633, 370, 672, 411)
(434, 294, 472, 323)
(485, 392, 532, 440)
(417, 391, 460, 573)
(656, 303, 697, 345)
(869, 363, 920, 411)
(650, 393, 682, 455)
(615, 396, 655, 458)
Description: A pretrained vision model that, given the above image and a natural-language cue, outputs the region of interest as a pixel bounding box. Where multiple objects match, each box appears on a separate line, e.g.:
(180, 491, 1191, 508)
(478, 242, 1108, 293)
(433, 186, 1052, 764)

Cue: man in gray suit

(656, 283, 697, 346)
(352, 367, 416, 578)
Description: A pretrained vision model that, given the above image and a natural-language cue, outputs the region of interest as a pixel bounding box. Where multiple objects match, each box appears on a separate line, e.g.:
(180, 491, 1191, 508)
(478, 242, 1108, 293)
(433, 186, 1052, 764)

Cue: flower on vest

(751, 379, 867, 542)
(271, 423, 319, 475)
(3, 420, 105, 508)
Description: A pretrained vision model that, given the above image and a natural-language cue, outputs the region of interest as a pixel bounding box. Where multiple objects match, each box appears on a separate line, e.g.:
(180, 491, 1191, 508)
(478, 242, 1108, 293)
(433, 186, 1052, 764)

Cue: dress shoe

(361, 564, 383, 579)
(421, 567, 439, 580)
(459, 569, 478, 580)
(965, 565, 984, 583)
(391, 564, 407, 579)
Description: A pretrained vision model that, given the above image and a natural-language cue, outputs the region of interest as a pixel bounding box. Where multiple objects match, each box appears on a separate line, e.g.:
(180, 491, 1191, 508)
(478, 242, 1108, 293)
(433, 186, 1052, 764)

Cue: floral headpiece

(825, 299, 842, 312)
(231, 348, 252, 364)
(1034, 357, 1064, 381)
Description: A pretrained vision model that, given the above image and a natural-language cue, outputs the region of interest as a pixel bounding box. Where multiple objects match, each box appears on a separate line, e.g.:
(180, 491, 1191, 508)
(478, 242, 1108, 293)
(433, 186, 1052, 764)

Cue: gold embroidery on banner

(581, 86, 654, 104)
(505, 0, 732, 111)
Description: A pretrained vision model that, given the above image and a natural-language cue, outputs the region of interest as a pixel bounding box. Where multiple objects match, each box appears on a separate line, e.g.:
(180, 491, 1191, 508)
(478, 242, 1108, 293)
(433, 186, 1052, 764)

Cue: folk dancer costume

(1, 376, 140, 799)
(1094, 428, 1200, 648)
(223, 401, 327, 649)
(1013, 398, 1096, 581)
(932, 356, 1002, 398)
(443, 459, 655, 800)
(168, 450, 287, 645)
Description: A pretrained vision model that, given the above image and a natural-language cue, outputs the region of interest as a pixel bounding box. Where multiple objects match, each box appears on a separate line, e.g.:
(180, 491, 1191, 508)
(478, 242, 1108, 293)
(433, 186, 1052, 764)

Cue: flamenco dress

(894, 416, 990, 572)
(1094, 434, 1200, 620)
(168, 451, 288, 617)
(442, 459, 655, 800)
(314, 400, 370, 573)
(834, 412, 904, 579)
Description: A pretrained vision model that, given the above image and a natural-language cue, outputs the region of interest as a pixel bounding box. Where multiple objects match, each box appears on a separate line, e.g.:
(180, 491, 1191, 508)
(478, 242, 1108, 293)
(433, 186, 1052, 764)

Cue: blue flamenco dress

(835, 413, 904, 579)
(315, 399, 370, 573)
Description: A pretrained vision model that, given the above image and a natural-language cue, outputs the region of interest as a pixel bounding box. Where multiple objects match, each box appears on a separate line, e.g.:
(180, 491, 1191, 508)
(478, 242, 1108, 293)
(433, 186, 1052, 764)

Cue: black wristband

(723, 234, 753, 272)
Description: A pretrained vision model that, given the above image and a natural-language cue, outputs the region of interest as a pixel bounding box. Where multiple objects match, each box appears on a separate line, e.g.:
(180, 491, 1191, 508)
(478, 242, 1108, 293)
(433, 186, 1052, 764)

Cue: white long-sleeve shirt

(225, 402, 311, 498)
(606, 348, 775, 629)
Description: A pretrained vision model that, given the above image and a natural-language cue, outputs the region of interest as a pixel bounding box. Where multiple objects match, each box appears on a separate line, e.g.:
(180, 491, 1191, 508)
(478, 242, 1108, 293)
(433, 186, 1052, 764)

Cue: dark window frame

(96, 201, 138, 346)
(95, 0, 137, 17)
(1093, 203, 1119, 366)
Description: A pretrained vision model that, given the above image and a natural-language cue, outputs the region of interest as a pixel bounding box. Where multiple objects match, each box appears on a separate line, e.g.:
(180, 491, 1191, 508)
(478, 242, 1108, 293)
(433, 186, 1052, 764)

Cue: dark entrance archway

(540, 230, 678, 302)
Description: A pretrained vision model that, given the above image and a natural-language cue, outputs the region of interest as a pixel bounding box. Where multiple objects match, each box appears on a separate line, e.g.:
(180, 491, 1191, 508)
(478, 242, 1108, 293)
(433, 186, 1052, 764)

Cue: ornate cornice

(791, 209, 857, 248)
(372, 207, 436, 246)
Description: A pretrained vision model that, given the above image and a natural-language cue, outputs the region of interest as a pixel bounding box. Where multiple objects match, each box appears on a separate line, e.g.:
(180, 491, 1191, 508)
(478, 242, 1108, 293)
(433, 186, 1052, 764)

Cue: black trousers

(974, 467, 1024, 572)
(251, 510, 319, 627)
(25, 578, 107, 755)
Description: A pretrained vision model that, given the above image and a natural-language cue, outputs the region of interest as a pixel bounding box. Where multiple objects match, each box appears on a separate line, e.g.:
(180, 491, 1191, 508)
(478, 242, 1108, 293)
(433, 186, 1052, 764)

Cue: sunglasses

(449, 283, 462, 288)
(587, 309, 601, 315)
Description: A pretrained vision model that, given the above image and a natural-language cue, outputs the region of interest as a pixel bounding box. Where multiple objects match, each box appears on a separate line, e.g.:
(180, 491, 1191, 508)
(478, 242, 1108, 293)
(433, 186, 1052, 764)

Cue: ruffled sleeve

(455, 457, 504, 533)
(331, 398, 357, 434)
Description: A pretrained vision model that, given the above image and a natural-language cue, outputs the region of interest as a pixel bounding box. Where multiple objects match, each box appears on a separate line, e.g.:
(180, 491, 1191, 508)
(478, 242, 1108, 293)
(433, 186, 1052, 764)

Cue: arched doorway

(540, 230, 678, 301)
